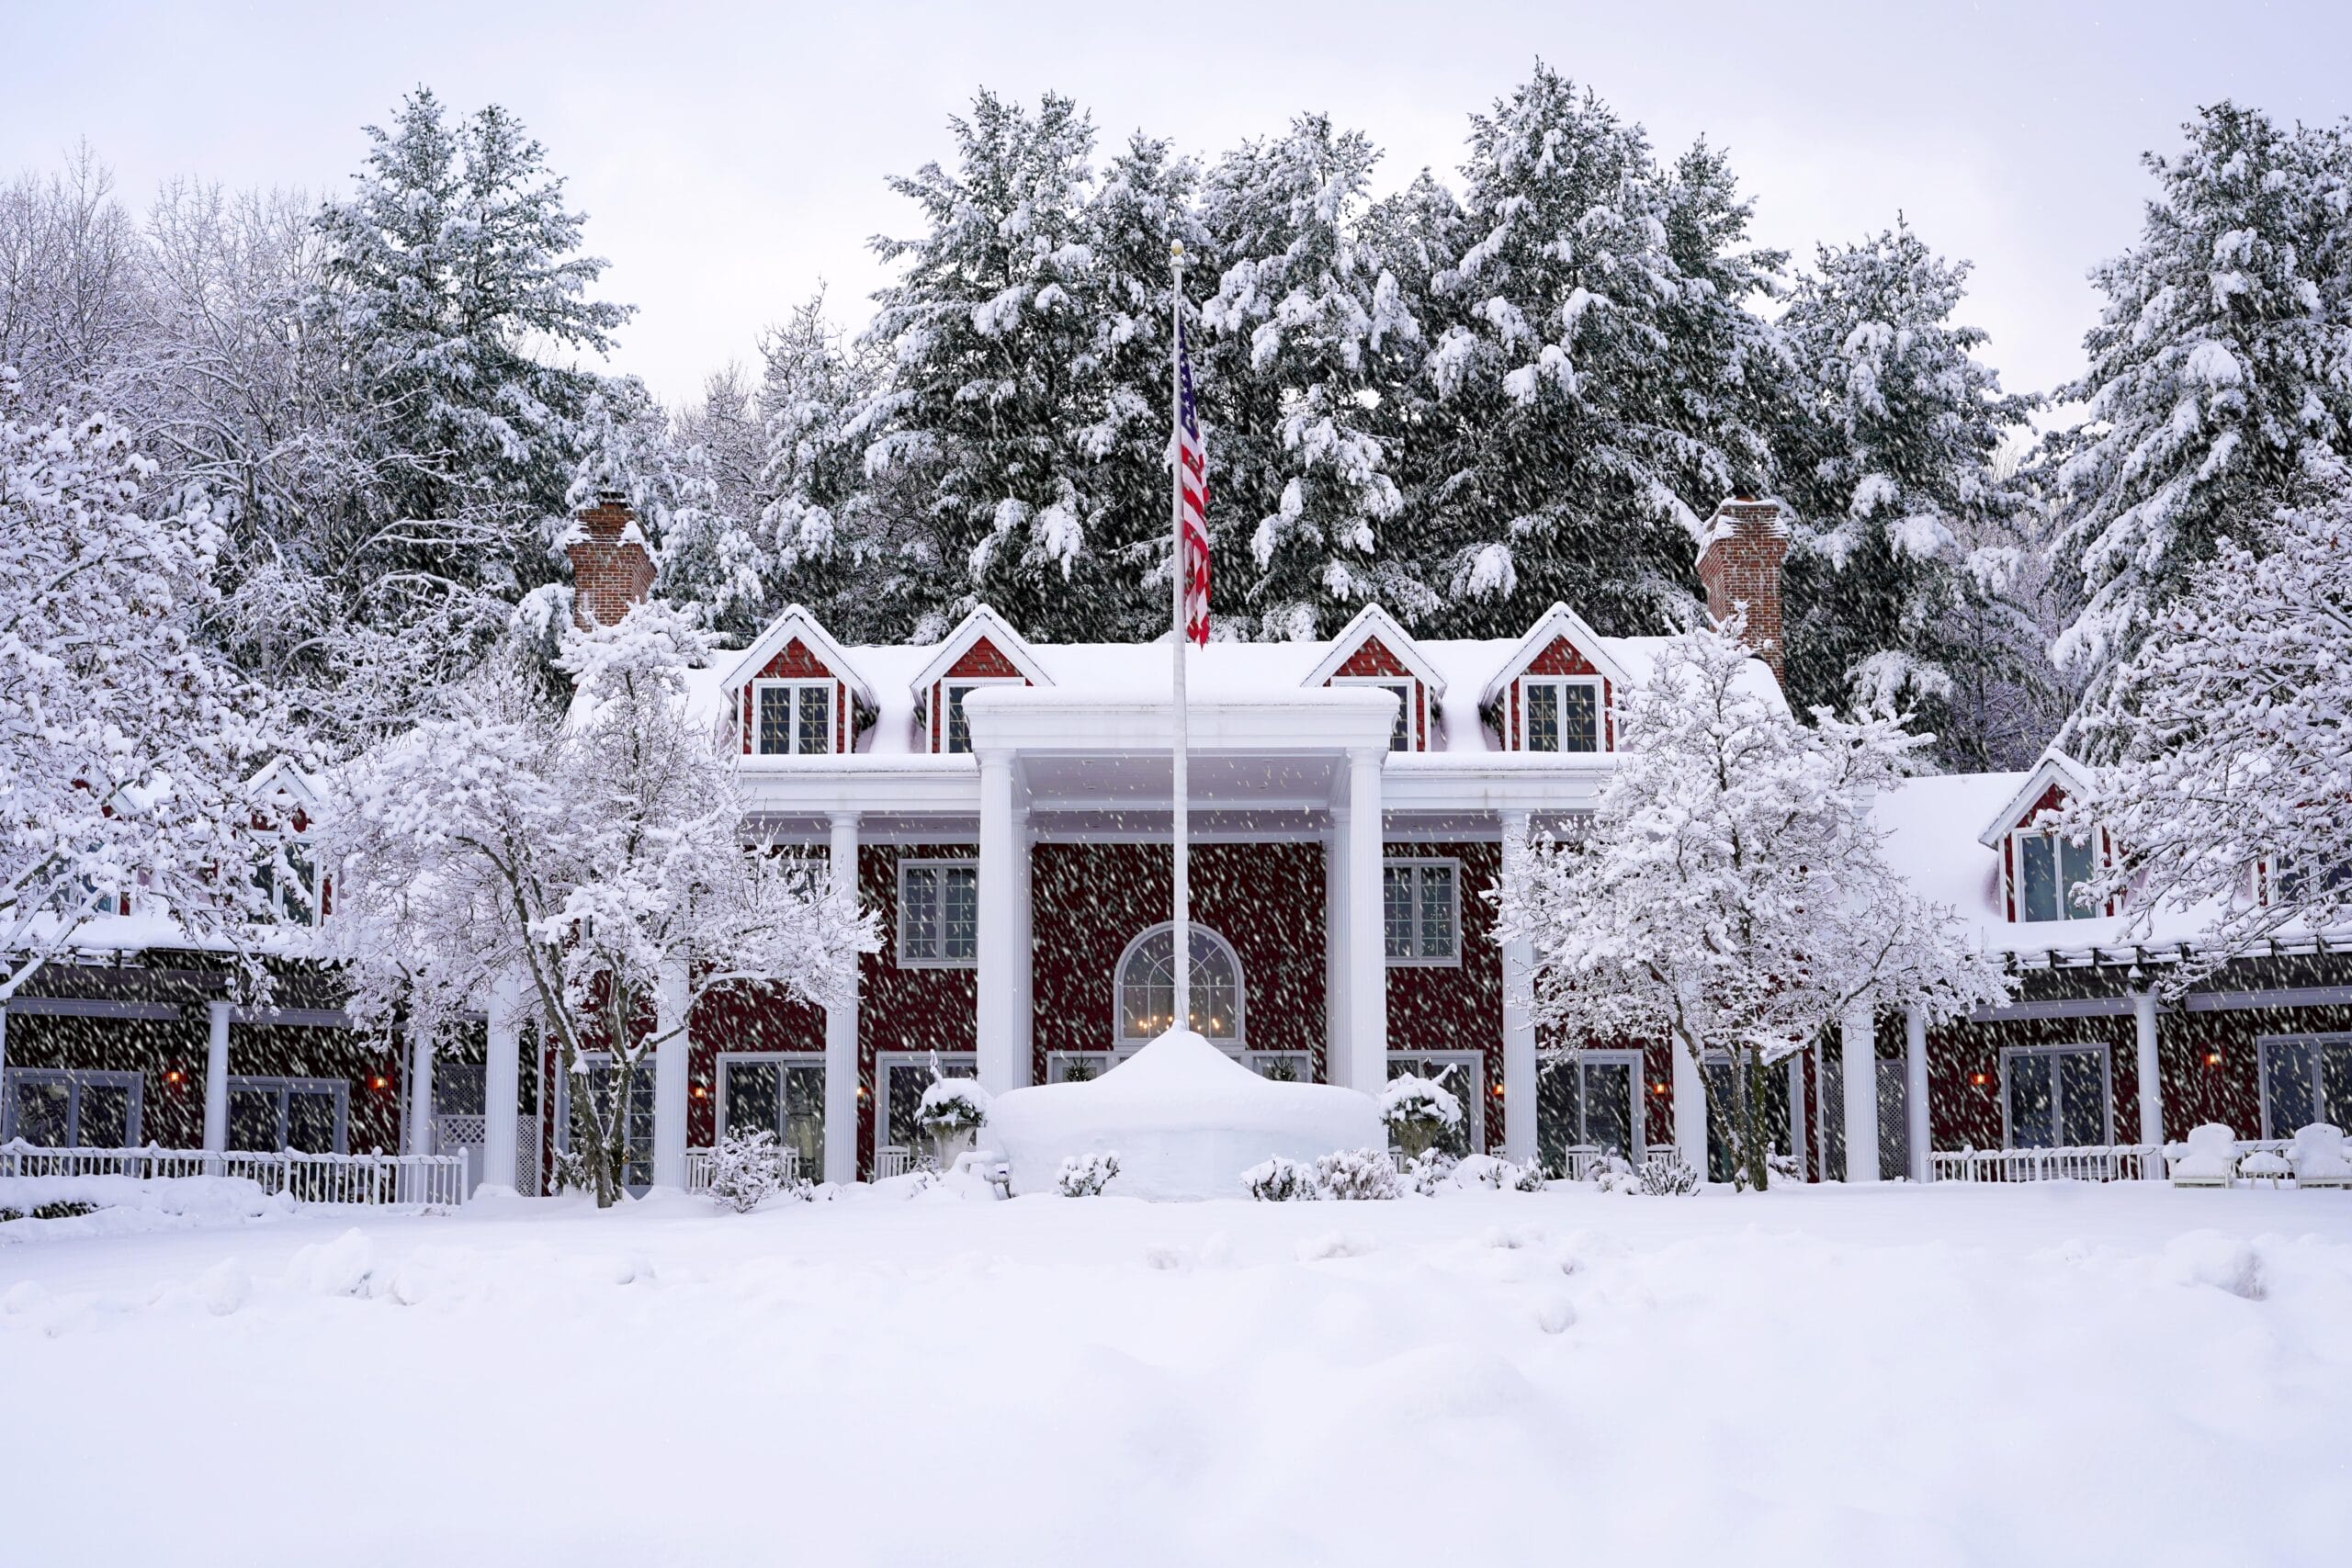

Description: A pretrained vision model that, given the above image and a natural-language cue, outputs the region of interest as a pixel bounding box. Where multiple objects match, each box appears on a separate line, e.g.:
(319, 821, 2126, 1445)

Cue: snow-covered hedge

(1243, 1156, 1320, 1201)
(706, 1128, 791, 1213)
(1313, 1148, 1406, 1201)
(0, 1175, 291, 1242)
(1056, 1151, 1120, 1197)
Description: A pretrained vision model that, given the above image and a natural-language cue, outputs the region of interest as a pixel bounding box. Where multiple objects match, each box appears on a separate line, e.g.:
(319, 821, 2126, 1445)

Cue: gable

(1327, 636, 1425, 750)
(1499, 636, 1615, 752)
(739, 637, 853, 754)
(928, 637, 1034, 752)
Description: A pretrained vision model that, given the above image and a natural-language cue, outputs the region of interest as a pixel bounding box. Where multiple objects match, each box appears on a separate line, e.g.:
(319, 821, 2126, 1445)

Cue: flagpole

(1169, 242, 1192, 1042)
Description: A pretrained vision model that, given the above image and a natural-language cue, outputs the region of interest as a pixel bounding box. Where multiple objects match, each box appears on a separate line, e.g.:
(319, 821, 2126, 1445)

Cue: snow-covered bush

(1768, 1153, 1804, 1186)
(1380, 1075, 1464, 1161)
(1450, 1153, 1548, 1192)
(705, 1128, 789, 1213)
(1244, 1156, 1320, 1201)
(1637, 1156, 1702, 1197)
(1314, 1148, 1406, 1201)
(1406, 1149, 1458, 1195)
(0, 1201, 96, 1223)
(1056, 1151, 1120, 1197)
(917, 1077, 990, 1167)
(1589, 1155, 1639, 1193)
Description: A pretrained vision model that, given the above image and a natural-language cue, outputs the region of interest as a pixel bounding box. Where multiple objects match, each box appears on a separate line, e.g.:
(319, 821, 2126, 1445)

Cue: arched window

(1115, 923, 1245, 1048)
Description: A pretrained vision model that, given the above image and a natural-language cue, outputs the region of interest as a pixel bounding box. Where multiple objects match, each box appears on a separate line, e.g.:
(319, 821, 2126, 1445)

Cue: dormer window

(2012, 829, 2099, 923)
(1336, 677, 1413, 751)
(753, 680, 834, 757)
(1522, 677, 1602, 754)
(258, 840, 318, 926)
(941, 679, 1023, 755)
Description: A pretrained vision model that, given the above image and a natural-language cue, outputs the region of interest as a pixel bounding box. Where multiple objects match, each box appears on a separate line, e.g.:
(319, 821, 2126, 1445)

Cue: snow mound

(0, 1174, 293, 1244)
(988, 1028, 1380, 1200)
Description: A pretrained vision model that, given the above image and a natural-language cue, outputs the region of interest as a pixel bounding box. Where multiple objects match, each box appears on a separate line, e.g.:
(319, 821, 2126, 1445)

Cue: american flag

(1175, 321, 1211, 646)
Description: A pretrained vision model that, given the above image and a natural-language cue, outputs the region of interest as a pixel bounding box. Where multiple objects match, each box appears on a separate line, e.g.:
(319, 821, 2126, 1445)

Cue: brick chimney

(565, 493, 655, 629)
(1696, 495, 1790, 685)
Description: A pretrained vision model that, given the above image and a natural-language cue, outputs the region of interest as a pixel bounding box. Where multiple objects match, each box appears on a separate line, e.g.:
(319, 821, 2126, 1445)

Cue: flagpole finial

(1170, 240, 1184, 261)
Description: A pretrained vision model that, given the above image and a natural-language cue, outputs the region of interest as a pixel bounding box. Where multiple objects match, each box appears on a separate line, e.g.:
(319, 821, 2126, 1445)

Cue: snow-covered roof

(1476, 602, 1634, 707)
(1297, 603, 1449, 697)
(687, 604, 1785, 757)
(713, 604, 876, 708)
(1973, 750, 2098, 849)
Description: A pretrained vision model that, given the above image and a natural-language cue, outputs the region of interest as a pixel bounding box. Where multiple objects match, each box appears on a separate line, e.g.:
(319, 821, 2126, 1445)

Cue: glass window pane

(287, 1089, 339, 1155)
(887, 1063, 928, 1153)
(1562, 683, 1599, 752)
(947, 686, 973, 754)
(1387, 683, 1410, 750)
(10, 1077, 70, 1146)
(2060, 834, 2098, 919)
(2265, 1041, 2317, 1137)
(780, 1064, 825, 1173)
(2018, 837, 2058, 923)
(944, 867, 978, 962)
(1419, 865, 1455, 958)
(1384, 865, 1413, 958)
(2057, 1052, 2107, 1145)
(758, 686, 790, 755)
(1583, 1063, 1634, 1159)
(1537, 1061, 1582, 1174)
(2322, 1043, 2352, 1132)
(902, 866, 936, 960)
(724, 1061, 781, 1139)
(2007, 1054, 2055, 1147)
(1526, 682, 1559, 753)
(797, 686, 831, 756)
(76, 1081, 133, 1148)
(228, 1087, 281, 1152)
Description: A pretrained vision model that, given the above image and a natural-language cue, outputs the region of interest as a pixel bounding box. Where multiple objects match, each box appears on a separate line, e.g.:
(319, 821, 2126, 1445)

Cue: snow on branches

(2069, 494, 2352, 966)
(318, 599, 878, 1206)
(0, 371, 295, 1000)
(1497, 617, 2010, 1189)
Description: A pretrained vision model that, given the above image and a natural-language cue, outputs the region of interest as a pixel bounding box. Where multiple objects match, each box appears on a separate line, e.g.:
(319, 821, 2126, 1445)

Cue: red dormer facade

(1304, 604, 1444, 752)
(1978, 756, 2116, 924)
(910, 606, 1049, 754)
(717, 607, 875, 760)
(1481, 604, 1629, 755)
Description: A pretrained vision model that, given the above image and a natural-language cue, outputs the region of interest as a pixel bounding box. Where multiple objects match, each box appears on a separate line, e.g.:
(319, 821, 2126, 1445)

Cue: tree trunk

(1742, 1050, 1770, 1192)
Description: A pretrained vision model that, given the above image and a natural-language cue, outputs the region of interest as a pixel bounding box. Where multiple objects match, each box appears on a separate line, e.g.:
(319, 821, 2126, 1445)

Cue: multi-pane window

(0, 1068, 141, 1148)
(2003, 1045, 2109, 1148)
(257, 840, 317, 926)
(1337, 678, 1412, 750)
(718, 1056, 826, 1177)
(753, 681, 834, 756)
(2258, 1035, 2352, 1138)
(1539, 1055, 1639, 1170)
(1384, 859, 1459, 963)
(227, 1076, 347, 1155)
(1523, 678, 1601, 753)
(1386, 1055, 1480, 1156)
(1117, 925, 1243, 1043)
(2013, 829, 2099, 922)
(899, 861, 978, 965)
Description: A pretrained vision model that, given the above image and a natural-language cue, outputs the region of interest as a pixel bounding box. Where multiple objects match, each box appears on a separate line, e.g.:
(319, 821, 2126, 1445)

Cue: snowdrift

(986, 1028, 1379, 1199)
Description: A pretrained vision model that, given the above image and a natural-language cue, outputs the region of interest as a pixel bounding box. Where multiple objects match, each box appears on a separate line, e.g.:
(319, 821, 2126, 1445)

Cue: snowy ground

(5, 1183, 2349, 1567)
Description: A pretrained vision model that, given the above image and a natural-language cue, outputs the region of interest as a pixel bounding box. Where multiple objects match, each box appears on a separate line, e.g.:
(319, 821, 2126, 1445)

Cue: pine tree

(1416, 66, 1774, 638)
(2048, 102, 2352, 706)
(855, 91, 1127, 642)
(311, 88, 631, 625)
(1197, 115, 1421, 641)
(1775, 220, 2041, 765)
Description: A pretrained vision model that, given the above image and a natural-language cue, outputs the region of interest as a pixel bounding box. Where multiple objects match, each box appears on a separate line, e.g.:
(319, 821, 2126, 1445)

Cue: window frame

(878, 1051, 977, 1171)
(225, 1074, 349, 1156)
(1385, 1050, 1487, 1154)
(750, 678, 837, 758)
(1518, 675, 1605, 754)
(712, 1050, 827, 1173)
(936, 676, 1025, 755)
(1539, 1049, 1645, 1164)
(255, 835, 320, 926)
(1383, 856, 1463, 966)
(0, 1066, 144, 1148)
(1045, 1051, 1114, 1085)
(2256, 1032, 2352, 1139)
(2008, 827, 2104, 924)
(1333, 674, 1415, 751)
(896, 858, 980, 968)
(1114, 920, 1248, 1051)
(1998, 1043, 2113, 1150)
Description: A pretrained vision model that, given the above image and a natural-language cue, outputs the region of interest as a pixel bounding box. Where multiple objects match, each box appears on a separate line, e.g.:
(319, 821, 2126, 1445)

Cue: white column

(1344, 748, 1387, 1096)
(650, 959, 689, 1190)
(1841, 998, 1880, 1183)
(479, 973, 525, 1194)
(406, 1021, 435, 1157)
(1671, 1037, 1707, 1172)
(824, 812, 863, 1185)
(0, 1004, 9, 1109)
(976, 747, 1018, 1093)
(203, 999, 232, 1159)
(1013, 808, 1034, 1089)
(1498, 809, 1537, 1162)
(2133, 987, 2165, 1168)
(1324, 810, 1349, 1085)
(1905, 1005, 1931, 1183)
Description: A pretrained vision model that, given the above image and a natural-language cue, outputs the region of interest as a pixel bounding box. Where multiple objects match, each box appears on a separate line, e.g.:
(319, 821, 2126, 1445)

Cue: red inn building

(4, 496, 2346, 1192)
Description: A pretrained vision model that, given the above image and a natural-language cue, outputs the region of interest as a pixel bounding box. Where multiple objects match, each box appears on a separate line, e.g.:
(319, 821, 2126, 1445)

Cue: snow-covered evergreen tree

(1416, 67, 1779, 638)
(2069, 491, 2352, 965)
(1774, 220, 2043, 768)
(0, 371, 294, 1000)
(1197, 115, 1420, 640)
(2048, 103, 2352, 705)
(320, 601, 877, 1207)
(311, 88, 631, 636)
(1497, 618, 2010, 1189)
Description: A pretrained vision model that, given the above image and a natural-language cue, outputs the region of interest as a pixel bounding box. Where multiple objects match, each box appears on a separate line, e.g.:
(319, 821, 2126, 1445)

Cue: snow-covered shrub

(1406, 1148, 1458, 1195)
(1637, 1155, 1701, 1197)
(706, 1128, 789, 1213)
(1056, 1151, 1120, 1197)
(917, 1077, 989, 1168)
(1768, 1152, 1804, 1185)
(1315, 1148, 1406, 1201)
(0, 1201, 96, 1223)
(1380, 1075, 1464, 1161)
(1244, 1156, 1320, 1201)
(1450, 1153, 1549, 1192)
(1589, 1154, 1639, 1192)
(550, 1147, 592, 1195)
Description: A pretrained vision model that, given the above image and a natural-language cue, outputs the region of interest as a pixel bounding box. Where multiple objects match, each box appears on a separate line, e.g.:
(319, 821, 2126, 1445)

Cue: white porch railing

(876, 1145, 915, 1180)
(1929, 1139, 2309, 1184)
(0, 1139, 466, 1207)
(683, 1145, 801, 1194)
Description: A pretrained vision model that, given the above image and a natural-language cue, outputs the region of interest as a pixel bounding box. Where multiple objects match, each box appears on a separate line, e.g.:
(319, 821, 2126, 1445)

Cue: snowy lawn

(5, 1183, 2349, 1567)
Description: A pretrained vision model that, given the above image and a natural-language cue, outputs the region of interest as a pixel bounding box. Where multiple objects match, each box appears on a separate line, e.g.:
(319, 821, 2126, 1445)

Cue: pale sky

(6, 0, 2347, 407)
